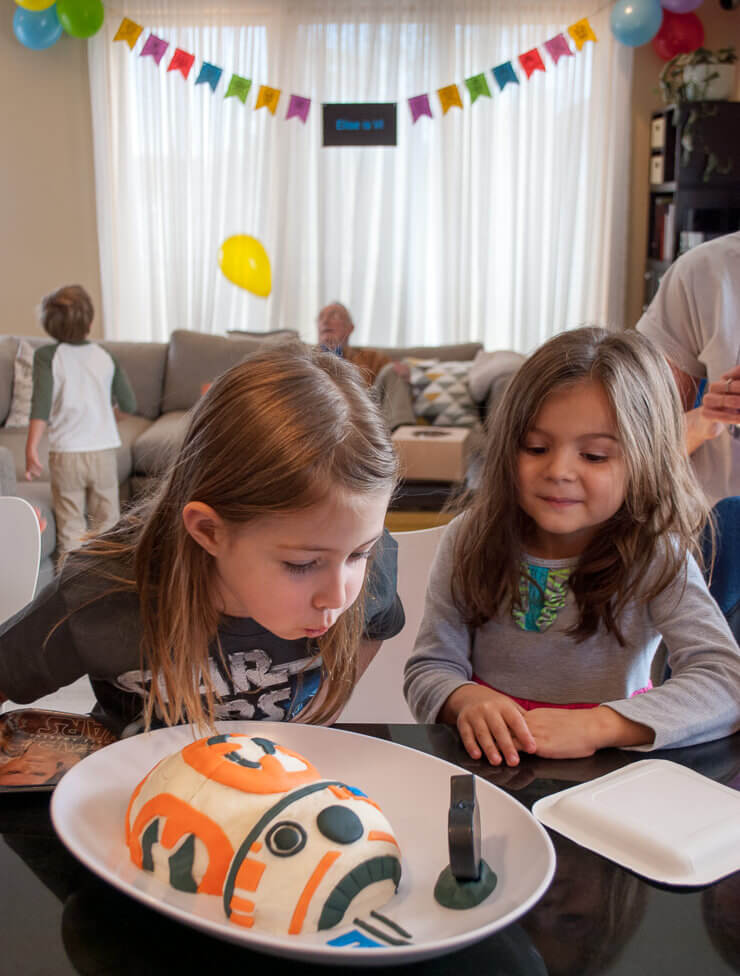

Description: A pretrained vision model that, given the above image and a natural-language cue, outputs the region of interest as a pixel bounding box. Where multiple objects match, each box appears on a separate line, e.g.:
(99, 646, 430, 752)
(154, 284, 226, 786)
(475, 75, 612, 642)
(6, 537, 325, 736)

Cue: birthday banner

(112, 14, 598, 132)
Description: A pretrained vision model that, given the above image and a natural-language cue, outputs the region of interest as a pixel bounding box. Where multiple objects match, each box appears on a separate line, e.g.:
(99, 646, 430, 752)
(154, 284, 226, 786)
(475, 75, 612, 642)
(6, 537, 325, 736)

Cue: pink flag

(140, 34, 169, 66)
(286, 94, 311, 123)
(408, 94, 432, 123)
(544, 34, 573, 65)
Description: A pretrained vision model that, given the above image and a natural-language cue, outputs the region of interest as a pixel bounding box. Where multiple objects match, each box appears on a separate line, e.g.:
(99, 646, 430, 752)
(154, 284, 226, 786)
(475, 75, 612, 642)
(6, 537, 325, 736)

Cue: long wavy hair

(61, 342, 398, 727)
(452, 326, 710, 644)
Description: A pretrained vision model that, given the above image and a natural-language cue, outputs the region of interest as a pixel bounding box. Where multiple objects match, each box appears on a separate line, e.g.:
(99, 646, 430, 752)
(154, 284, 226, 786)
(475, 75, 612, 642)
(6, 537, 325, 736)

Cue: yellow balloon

(15, 0, 56, 10)
(218, 235, 271, 297)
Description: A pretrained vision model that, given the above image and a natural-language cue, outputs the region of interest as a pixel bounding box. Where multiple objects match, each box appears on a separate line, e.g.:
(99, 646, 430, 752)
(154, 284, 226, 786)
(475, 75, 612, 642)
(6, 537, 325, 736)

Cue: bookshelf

(644, 101, 740, 310)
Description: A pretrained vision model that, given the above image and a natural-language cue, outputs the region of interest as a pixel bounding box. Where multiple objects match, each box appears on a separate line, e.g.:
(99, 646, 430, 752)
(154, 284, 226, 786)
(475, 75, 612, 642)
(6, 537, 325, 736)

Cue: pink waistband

(472, 675, 652, 712)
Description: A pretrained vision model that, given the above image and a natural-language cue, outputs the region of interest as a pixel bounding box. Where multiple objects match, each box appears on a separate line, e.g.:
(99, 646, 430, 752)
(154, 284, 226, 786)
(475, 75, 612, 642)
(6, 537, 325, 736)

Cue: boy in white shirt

(25, 285, 136, 556)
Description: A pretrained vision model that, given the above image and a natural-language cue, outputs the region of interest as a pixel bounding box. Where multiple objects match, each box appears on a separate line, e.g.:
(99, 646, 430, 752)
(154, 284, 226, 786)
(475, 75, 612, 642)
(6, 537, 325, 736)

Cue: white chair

(0, 496, 41, 626)
(339, 523, 447, 722)
(0, 496, 98, 716)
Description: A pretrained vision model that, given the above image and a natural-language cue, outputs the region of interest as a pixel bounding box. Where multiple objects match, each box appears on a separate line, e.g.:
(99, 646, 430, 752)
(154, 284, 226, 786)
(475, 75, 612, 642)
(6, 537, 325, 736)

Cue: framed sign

(322, 103, 397, 147)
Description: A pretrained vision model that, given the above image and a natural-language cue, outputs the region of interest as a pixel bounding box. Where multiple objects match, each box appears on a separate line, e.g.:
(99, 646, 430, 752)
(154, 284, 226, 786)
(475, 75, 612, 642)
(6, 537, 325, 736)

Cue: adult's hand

(700, 365, 740, 427)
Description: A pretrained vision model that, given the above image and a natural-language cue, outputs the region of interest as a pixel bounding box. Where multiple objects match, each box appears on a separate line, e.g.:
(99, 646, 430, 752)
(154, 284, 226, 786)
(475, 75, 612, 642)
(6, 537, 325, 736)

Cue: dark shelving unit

(644, 101, 740, 310)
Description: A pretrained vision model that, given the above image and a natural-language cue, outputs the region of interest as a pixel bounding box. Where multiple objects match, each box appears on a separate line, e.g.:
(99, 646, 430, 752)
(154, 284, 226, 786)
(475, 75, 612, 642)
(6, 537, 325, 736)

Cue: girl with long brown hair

(0, 343, 402, 734)
(404, 327, 740, 765)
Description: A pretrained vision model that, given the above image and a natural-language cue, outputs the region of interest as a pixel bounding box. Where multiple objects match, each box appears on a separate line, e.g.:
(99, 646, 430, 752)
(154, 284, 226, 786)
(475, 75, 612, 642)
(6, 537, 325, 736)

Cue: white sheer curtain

(89, 0, 631, 349)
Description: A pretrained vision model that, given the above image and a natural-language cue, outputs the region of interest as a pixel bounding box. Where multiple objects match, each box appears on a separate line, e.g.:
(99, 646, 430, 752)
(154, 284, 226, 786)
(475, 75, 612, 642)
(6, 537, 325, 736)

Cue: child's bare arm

(525, 706, 653, 759)
(25, 419, 47, 481)
(439, 683, 536, 767)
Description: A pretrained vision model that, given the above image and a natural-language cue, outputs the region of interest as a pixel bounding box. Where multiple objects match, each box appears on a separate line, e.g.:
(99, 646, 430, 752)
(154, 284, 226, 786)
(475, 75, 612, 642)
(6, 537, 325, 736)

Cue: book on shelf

(679, 231, 706, 254)
(662, 203, 676, 262)
(650, 195, 673, 260)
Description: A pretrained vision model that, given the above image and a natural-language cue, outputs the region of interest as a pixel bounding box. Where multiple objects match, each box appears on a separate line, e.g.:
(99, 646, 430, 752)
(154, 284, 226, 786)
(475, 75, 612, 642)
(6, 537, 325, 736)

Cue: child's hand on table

(440, 684, 537, 767)
(525, 705, 654, 758)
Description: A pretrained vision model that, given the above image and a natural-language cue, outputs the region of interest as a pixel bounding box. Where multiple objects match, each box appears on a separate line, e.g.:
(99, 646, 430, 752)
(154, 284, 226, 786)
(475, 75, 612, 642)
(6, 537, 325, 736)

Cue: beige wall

(627, 4, 740, 330)
(2, 10, 738, 341)
(1, 18, 102, 338)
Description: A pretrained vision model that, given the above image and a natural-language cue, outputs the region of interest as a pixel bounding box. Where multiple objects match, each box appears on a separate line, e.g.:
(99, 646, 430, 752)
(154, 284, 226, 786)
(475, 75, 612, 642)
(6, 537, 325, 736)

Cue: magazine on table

(0, 708, 117, 793)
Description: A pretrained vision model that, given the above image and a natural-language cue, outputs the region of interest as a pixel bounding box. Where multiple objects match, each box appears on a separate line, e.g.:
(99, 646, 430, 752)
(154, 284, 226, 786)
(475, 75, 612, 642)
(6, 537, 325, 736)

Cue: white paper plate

(51, 722, 555, 966)
(533, 758, 740, 886)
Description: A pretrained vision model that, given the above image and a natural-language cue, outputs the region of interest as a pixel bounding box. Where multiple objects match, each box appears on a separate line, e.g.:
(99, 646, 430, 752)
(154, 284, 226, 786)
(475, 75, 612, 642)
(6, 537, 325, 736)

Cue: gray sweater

(403, 517, 740, 750)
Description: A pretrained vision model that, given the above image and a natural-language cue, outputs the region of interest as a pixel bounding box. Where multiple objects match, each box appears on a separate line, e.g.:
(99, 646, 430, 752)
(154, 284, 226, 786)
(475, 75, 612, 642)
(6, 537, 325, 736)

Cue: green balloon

(56, 0, 104, 38)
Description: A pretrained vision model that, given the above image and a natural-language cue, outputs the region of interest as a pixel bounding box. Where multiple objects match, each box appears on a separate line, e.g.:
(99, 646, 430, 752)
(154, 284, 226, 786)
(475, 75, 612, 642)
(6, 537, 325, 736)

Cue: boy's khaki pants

(49, 449, 119, 555)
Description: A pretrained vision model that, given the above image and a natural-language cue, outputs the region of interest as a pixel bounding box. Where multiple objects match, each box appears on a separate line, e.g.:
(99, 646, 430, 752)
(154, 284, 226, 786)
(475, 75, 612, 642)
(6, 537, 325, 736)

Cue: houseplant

(659, 46, 737, 106)
(658, 46, 737, 181)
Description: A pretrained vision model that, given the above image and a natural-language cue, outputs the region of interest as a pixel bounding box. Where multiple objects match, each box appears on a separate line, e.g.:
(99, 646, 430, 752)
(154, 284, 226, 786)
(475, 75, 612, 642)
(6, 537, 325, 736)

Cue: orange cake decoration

(126, 733, 402, 934)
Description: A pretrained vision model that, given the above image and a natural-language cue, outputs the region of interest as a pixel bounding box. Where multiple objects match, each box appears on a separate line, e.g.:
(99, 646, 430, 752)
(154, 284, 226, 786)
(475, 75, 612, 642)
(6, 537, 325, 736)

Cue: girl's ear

(182, 502, 226, 556)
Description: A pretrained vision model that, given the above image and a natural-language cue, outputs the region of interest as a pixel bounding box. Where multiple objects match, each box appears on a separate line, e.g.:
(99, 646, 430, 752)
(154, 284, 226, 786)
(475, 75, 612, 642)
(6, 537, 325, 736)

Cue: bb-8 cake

(126, 733, 402, 934)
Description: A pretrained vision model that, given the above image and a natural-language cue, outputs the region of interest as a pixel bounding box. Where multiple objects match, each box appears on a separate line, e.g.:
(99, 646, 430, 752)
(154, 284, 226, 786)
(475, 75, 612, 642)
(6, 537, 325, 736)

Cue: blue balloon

(610, 0, 663, 47)
(13, 5, 63, 50)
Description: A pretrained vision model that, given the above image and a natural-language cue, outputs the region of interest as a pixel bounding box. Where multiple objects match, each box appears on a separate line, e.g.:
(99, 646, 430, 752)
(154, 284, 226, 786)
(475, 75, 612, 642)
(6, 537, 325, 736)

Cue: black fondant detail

(317, 805, 364, 844)
(251, 738, 276, 754)
(141, 819, 159, 872)
(223, 780, 346, 917)
(317, 856, 402, 930)
(206, 734, 231, 746)
(353, 917, 410, 946)
(169, 834, 198, 893)
(434, 858, 497, 910)
(224, 750, 261, 769)
(370, 910, 413, 939)
(265, 821, 307, 857)
(448, 774, 481, 881)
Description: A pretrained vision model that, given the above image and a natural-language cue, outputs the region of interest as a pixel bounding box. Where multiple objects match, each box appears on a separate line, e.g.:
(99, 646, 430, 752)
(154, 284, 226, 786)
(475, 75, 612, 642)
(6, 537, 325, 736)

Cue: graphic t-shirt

(0, 531, 404, 735)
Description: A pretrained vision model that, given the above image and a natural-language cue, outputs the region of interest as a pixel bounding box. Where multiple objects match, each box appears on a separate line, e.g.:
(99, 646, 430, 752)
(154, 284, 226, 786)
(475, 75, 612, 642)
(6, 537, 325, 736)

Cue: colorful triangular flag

(492, 62, 519, 91)
(113, 17, 143, 50)
(139, 34, 169, 66)
(195, 62, 223, 92)
(464, 73, 492, 104)
(544, 34, 573, 65)
(286, 94, 311, 122)
(167, 49, 195, 80)
(255, 85, 281, 115)
(568, 18, 597, 51)
(408, 94, 432, 123)
(437, 84, 462, 115)
(225, 75, 252, 103)
(519, 49, 546, 79)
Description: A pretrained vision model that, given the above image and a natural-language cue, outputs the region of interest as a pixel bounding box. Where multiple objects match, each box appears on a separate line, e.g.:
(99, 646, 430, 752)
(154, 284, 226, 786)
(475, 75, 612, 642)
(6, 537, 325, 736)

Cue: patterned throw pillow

(404, 358, 479, 427)
(4, 339, 35, 428)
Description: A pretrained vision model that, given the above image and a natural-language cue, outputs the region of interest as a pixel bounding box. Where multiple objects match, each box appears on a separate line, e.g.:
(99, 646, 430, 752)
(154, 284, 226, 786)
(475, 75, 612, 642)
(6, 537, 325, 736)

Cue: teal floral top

(512, 562, 572, 632)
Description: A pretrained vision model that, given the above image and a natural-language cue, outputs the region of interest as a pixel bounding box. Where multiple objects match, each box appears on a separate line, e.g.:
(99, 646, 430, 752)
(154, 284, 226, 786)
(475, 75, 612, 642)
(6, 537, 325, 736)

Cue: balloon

(219, 236, 272, 297)
(56, 0, 104, 38)
(14, 0, 55, 10)
(610, 0, 663, 46)
(660, 0, 703, 11)
(13, 5, 63, 49)
(651, 9, 705, 59)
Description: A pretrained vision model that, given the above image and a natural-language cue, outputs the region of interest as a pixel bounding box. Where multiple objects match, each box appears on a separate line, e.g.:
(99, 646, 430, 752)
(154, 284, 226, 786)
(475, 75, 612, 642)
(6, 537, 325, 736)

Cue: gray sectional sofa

(0, 329, 487, 588)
